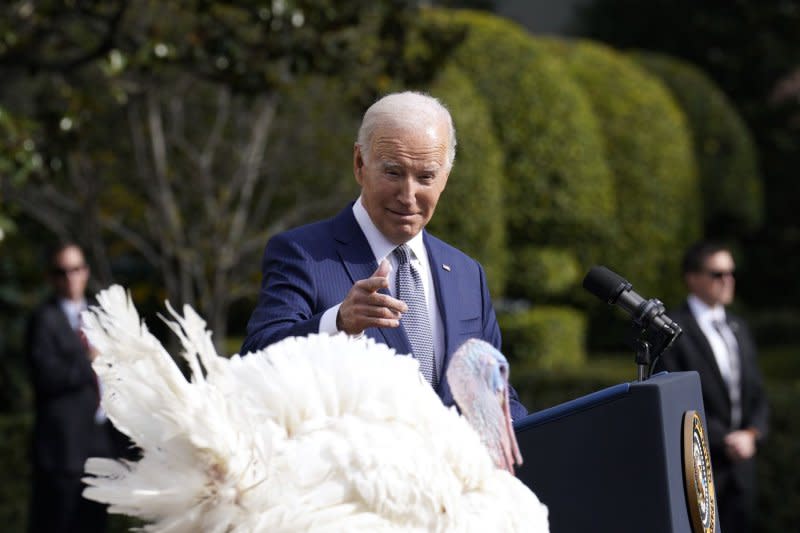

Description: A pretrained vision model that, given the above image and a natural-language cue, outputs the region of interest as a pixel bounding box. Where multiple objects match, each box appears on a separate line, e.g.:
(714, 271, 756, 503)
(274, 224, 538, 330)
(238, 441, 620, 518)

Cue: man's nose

(397, 176, 417, 204)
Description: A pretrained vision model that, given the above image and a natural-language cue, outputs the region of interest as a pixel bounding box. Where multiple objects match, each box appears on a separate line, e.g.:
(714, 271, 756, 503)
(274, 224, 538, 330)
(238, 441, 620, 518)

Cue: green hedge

(631, 51, 763, 238)
(755, 380, 800, 532)
(499, 305, 587, 371)
(511, 247, 582, 302)
(420, 9, 616, 302)
(423, 64, 509, 297)
(545, 38, 702, 307)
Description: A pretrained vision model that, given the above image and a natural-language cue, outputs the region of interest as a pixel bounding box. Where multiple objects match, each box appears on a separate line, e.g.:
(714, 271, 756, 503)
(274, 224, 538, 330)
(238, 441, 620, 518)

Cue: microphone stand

(631, 323, 681, 382)
(634, 337, 651, 382)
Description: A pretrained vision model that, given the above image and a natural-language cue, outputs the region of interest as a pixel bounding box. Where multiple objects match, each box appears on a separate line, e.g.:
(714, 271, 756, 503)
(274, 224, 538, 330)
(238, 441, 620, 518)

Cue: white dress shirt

(320, 197, 446, 375)
(686, 294, 742, 427)
(686, 295, 740, 384)
(59, 298, 86, 332)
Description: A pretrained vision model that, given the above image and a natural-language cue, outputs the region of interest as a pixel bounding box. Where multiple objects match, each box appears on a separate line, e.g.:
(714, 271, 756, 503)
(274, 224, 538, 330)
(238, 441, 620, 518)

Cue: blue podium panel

(513, 371, 719, 533)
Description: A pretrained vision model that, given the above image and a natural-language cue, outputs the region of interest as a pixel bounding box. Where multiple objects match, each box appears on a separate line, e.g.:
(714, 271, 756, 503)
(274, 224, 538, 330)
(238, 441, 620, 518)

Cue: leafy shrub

(423, 64, 508, 297)
(632, 51, 763, 238)
(420, 9, 616, 301)
(754, 380, 800, 532)
(545, 38, 702, 308)
(509, 246, 582, 302)
(499, 305, 587, 371)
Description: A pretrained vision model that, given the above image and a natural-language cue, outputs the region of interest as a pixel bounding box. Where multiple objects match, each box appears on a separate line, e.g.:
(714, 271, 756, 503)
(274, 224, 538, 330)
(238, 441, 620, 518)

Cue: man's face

(686, 250, 736, 307)
(51, 246, 89, 301)
(353, 121, 451, 245)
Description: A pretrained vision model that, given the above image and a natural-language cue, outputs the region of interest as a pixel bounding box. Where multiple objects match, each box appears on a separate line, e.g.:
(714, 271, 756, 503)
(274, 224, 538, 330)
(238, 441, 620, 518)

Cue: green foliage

(575, 0, 800, 313)
(0, 1, 427, 99)
(0, 0, 464, 344)
(265, 75, 361, 223)
(512, 356, 629, 412)
(546, 38, 701, 307)
(0, 414, 30, 531)
(419, 9, 615, 300)
(423, 64, 508, 296)
(632, 51, 763, 238)
(509, 246, 582, 301)
(0, 106, 43, 189)
(499, 305, 586, 371)
(754, 380, 800, 533)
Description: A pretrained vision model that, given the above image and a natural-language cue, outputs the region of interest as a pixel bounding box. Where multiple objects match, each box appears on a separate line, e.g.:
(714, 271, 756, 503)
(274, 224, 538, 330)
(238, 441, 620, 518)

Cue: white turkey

(80, 285, 549, 532)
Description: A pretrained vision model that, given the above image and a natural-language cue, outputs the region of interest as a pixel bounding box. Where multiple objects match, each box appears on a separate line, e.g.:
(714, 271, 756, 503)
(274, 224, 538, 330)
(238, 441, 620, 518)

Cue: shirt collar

(59, 298, 87, 330)
(353, 196, 426, 263)
(687, 294, 726, 323)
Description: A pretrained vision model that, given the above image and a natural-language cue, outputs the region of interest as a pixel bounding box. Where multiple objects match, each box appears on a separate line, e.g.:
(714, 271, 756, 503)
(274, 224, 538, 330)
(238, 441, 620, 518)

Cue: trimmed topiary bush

(423, 64, 508, 297)
(631, 51, 763, 238)
(419, 9, 616, 302)
(545, 38, 701, 307)
(498, 305, 587, 371)
(511, 246, 582, 302)
(754, 380, 800, 532)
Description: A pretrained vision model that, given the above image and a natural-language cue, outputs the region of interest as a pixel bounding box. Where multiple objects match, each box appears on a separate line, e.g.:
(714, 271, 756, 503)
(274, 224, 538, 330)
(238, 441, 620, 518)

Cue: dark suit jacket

(242, 205, 527, 420)
(26, 296, 122, 474)
(654, 301, 768, 487)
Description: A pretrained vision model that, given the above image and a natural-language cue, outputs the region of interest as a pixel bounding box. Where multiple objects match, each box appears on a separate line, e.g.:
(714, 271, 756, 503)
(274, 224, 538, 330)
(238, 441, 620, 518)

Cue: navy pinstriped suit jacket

(242, 204, 527, 420)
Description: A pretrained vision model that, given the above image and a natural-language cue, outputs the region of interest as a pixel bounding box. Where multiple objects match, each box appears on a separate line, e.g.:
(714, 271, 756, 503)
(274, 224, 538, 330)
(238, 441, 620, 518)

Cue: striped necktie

(711, 318, 742, 428)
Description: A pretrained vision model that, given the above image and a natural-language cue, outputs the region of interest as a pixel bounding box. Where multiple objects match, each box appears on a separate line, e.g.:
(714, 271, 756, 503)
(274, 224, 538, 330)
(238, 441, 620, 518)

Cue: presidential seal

(682, 410, 716, 533)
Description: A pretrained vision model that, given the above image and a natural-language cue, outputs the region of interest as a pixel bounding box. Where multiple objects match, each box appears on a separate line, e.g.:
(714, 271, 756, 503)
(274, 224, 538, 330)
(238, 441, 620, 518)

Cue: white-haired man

(242, 91, 527, 419)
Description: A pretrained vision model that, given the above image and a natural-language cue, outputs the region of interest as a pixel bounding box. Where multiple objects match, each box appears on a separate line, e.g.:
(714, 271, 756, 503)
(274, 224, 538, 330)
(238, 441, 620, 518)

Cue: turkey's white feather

(81, 285, 549, 532)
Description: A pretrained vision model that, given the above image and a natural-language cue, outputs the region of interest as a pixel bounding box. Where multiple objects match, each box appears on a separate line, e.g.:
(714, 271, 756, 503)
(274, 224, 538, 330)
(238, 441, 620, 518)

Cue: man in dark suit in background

(26, 243, 125, 533)
(655, 241, 769, 533)
(242, 91, 526, 420)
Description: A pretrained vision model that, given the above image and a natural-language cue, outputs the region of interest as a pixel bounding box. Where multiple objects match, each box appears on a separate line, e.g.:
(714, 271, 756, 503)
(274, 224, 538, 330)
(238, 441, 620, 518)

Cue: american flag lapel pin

(442, 264, 451, 272)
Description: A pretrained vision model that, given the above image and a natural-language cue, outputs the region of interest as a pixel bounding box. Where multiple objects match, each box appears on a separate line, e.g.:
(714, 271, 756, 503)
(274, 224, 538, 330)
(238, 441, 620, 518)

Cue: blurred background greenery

(1, 1, 798, 531)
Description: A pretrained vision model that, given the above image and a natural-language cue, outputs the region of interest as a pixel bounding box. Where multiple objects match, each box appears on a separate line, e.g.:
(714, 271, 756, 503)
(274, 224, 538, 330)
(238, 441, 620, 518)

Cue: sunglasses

(52, 265, 87, 277)
(704, 270, 735, 280)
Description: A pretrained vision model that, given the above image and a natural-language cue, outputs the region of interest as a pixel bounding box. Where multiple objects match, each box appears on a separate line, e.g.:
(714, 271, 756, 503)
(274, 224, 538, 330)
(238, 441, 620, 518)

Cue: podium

(513, 371, 720, 533)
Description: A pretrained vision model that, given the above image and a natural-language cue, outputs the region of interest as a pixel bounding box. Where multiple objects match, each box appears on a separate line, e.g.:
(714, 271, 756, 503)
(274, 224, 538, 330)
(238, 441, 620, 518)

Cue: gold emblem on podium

(682, 410, 716, 533)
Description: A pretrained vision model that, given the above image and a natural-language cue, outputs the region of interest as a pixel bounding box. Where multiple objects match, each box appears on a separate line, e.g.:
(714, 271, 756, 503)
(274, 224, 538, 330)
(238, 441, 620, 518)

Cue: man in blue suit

(242, 91, 526, 420)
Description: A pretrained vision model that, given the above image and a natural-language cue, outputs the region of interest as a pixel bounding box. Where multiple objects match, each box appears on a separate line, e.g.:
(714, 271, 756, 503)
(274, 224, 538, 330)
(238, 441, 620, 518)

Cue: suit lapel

(424, 233, 456, 399)
(727, 316, 750, 397)
(681, 303, 730, 400)
(332, 206, 411, 354)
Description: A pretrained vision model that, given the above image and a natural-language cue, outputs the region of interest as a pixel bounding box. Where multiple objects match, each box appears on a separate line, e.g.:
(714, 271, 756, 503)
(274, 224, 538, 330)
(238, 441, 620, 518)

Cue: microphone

(582, 265, 681, 338)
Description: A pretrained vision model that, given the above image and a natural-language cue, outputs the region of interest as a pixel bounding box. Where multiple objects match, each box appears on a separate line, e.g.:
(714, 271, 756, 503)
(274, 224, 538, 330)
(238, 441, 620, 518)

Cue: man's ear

(353, 143, 364, 185)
